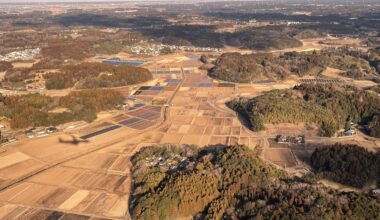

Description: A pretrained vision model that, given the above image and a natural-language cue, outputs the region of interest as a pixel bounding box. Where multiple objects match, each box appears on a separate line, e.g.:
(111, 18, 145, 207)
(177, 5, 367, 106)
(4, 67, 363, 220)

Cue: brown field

(262, 148, 298, 168)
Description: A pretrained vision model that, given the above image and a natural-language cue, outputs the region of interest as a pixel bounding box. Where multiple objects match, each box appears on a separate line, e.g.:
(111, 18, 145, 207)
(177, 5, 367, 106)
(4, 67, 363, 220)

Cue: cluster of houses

(129, 43, 220, 56)
(26, 127, 58, 139)
(145, 153, 194, 172)
(0, 136, 16, 145)
(0, 124, 17, 145)
(276, 135, 305, 144)
(0, 48, 40, 62)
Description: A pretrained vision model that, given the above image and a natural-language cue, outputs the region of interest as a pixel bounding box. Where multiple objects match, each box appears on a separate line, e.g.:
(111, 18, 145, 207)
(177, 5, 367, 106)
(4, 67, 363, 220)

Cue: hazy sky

(0, 0, 237, 3)
(0, 0, 372, 4)
(0, 0, 132, 2)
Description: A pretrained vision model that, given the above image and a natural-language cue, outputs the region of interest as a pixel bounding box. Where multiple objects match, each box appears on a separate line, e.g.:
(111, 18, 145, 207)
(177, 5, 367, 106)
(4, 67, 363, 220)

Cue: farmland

(0, 1, 380, 219)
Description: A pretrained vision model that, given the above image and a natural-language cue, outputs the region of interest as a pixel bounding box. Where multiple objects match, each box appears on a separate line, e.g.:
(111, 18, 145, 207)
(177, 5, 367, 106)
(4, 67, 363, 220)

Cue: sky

(0, 0, 201, 2)
(0, 0, 371, 4)
(0, 0, 132, 2)
(0, 0, 248, 3)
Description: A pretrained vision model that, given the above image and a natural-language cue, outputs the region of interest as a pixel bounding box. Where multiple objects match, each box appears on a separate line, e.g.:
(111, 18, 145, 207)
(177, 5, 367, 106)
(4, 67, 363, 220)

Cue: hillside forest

(209, 47, 379, 83)
(227, 84, 380, 137)
(130, 145, 380, 220)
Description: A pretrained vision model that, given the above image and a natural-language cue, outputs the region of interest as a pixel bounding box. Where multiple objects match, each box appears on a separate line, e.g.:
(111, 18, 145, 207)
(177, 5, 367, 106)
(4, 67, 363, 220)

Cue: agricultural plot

(111, 106, 162, 131)
(262, 148, 298, 168)
(182, 73, 213, 88)
(132, 78, 181, 103)
(160, 88, 259, 148)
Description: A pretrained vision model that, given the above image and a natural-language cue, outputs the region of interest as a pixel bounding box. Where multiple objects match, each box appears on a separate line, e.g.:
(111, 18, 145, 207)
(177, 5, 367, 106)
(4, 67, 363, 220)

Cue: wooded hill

(139, 25, 302, 50)
(44, 62, 152, 90)
(130, 145, 380, 220)
(227, 84, 380, 137)
(0, 89, 124, 129)
(209, 47, 378, 83)
(311, 144, 380, 188)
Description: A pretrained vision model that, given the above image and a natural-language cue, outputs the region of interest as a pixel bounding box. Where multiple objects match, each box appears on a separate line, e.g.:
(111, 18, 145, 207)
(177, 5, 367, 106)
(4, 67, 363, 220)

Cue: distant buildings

(0, 48, 40, 62)
(287, 21, 301, 25)
(129, 44, 220, 56)
(25, 126, 58, 139)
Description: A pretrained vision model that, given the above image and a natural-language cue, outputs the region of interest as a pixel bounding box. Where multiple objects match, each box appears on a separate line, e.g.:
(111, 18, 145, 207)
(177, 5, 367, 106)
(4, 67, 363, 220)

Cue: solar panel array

(80, 125, 121, 139)
(299, 79, 345, 84)
(98, 57, 145, 67)
(151, 70, 182, 74)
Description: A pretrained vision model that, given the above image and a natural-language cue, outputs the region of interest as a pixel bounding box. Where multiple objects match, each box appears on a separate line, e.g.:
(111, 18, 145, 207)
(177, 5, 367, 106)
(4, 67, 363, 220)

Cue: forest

(0, 89, 124, 129)
(130, 145, 380, 220)
(227, 84, 380, 137)
(209, 47, 378, 83)
(44, 62, 152, 89)
(0, 61, 12, 72)
(140, 25, 301, 50)
(311, 144, 380, 188)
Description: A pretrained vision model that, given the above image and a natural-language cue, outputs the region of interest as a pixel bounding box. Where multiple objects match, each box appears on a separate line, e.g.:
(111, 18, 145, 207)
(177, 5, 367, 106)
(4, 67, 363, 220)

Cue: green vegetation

(130, 145, 380, 220)
(311, 144, 380, 188)
(0, 89, 124, 129)
(142, 25, 302, 50)
(44, 62, 152, 89)
(372, 85, 380, 94)
(210, 47, 377, 83)
(227, 29, 302, 50)
(293, 29, 327, 39)
(368, 47, 380, 75)
(227, 84, 380, 137)
(152, 97, 167, 106)
(93, 41, 124, 54)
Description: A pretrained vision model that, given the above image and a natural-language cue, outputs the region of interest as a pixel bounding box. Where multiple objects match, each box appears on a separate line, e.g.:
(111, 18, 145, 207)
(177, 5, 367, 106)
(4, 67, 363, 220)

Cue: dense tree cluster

(372, 85, 380, 94)
(93, 40, 124, 54)
(3, 69, 35, 84)
(227, 84, 380, 137)
(141, 25, 301, 50)
(368, 47, 380, 74)
(32, 38, 95, 69)
(227, 28, 302, 50)
(311, 144, 380, 188)
(0, 89, 124, 129)
(44, 62, 152, 89)
(293, 29, 327, 39)
(210, 47, 377, 83)
(0, 61, 12, 72)
(130, 145, 380, 220)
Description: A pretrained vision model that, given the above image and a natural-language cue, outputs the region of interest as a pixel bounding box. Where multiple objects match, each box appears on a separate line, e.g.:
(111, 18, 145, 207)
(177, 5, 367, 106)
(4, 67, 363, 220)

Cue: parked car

(36, 130, 48, 138)
(26, 127, 37, 133)
(47, 127, 58, 133)
(26, 132, 35, 138)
